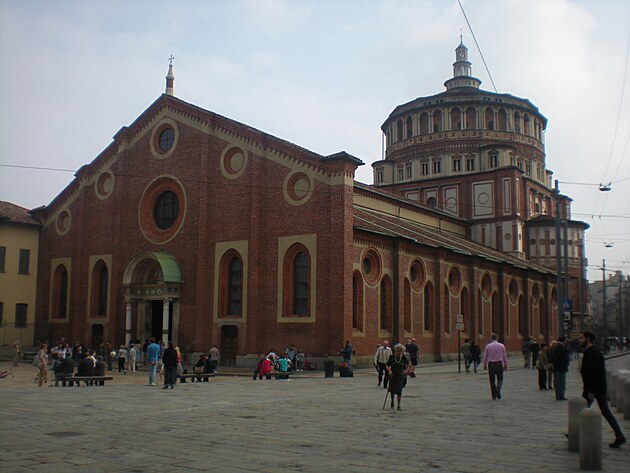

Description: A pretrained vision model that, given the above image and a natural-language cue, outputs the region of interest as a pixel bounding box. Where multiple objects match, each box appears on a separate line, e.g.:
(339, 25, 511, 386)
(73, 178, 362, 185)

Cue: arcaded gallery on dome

(33, 43, 588, 365)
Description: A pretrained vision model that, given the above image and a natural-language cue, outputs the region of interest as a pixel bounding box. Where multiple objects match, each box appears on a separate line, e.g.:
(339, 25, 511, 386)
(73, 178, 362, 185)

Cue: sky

(0, 0, 629, 283)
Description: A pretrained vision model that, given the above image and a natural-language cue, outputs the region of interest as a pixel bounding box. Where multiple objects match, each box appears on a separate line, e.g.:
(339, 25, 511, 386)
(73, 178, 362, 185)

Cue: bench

(178, 373, 216, 383)
(63, 376, 114, 387)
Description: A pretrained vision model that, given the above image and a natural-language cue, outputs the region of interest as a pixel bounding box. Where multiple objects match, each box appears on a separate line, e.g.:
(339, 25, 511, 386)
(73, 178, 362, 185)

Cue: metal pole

(458, 329, 461, 373)
(619, 271, 623, 337)
(563, 218, 569, 333)
(602, 259, 607, 337)
(554, 180, 564, 338)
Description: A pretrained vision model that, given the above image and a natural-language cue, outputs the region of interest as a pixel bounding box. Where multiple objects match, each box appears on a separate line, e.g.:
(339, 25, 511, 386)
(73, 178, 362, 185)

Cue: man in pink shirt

(482, 334, 508, 400)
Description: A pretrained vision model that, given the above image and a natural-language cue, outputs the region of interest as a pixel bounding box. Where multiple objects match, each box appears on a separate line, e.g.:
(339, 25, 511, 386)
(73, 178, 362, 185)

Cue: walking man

(579, 331, 626, 448)
(461, 338, 472, 373)
(551, 336, 570, 400)
(146, 338, 160, 386)
(209, 344, 220, 373)
(162, 342, 178, 389)
(13, 340, 22, 367)
(374, 341, 392, 389)
(482, 334, 508, 400)
(405, 338, 419, 378)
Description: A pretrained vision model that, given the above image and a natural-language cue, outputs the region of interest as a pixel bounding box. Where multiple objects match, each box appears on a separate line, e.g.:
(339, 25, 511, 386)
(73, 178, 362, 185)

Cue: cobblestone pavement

(1, 354, 629, 472)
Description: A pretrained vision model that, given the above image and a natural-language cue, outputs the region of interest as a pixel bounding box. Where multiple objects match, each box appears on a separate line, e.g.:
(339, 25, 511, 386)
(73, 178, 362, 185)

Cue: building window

(0, 246, 5, 272)
(352, 271, 364, 331)
(536, 163, 542, 179)
(0, 302, 3, 326)
(406, 116, 413, 138)
(452, 158, 461, 172)
(525, 163, 531, 176)
(18, 249, 30, 274)
(403, 279, 411, 333)
(489, 153, 498, 168)
(433, 161, 441, 174)
(466, 158, 475, 172)
(283, 244, 310, 317)
(406, 164, 412, 179)
(396, 120, 403, 141)
(398, 168, 404, 180)
(517, 161, 523, 171)
(93, 263, 108, 317)
(427, 197, 437, 208)
(154, 191, 179, 230)
(15, 303, 27, 328)
(159, 127, 175, 152)
(376, 169, 383, 183)
(228, 257, 243, 315)
(53, 265, 68, 319)
(380, 276, 392, 331)
(424, 282, 434, 331)
(421, 162, 429, 175)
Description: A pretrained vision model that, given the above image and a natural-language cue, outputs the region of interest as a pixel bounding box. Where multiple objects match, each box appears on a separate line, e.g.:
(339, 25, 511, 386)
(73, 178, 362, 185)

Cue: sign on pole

(456, 322, 464, 331)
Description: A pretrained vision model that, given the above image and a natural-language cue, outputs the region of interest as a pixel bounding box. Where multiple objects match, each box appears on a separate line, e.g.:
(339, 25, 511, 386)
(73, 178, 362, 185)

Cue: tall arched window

(406, 116, 413, 138)
(380, 276, 392, 331)
(53, 264, 68, 319)
(514, 112, 521, 134)
(461, 287, 470, 335)
(465, 107, 476, 129)
(282, 244, 311, 317)
(352, 271, 364, 331)
(433, 110, 443, 132)
(518, 295, 525, 336)
(219, 251, 243, 317)
(423, 281, 434, 331)
(403, 279, 411, 333)
(396, 119, 404, 141)
(97, 266, 108, 316)
(491, 292, 500, 335)
(497, 109, 508, 131)
(485, 107, 495, 130)
(450, 108, 462, 130)
(419, 112, 429, 134)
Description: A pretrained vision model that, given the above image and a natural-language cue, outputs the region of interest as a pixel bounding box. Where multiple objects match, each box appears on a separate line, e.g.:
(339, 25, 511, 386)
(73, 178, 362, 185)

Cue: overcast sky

(1, 0, 628, 283)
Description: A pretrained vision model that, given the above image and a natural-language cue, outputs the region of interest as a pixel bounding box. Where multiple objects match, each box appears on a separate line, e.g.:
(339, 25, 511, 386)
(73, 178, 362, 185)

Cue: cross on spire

(169, 55, 174, 66)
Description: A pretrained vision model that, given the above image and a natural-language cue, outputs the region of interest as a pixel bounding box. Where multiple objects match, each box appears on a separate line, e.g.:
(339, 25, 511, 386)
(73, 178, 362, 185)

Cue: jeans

(377, 362, 389, 388)
(464, 357, 472, 372)
(488, 362, 504, 399)
(546, 369, 553, 389)
(555, 370, 567, 399)
(588, 393, 624, 439)
(538, 369, 548, 389)
(148, 361, 157, 385)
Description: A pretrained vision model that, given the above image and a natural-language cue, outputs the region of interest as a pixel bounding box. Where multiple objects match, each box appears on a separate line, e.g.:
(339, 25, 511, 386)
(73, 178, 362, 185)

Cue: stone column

(162, 298, 170, 345)
(125, 298, 133, 346)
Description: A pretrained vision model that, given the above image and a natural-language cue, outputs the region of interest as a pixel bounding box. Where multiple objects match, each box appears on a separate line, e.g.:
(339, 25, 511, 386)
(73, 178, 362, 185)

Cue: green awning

(151, 252, 182, 283)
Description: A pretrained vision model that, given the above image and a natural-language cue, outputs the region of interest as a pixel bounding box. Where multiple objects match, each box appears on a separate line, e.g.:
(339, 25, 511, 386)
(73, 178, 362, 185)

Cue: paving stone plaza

(1, 354, 629, 472)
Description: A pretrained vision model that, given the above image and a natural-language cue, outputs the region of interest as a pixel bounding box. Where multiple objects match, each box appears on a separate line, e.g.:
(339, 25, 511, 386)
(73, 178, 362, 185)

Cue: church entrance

(220, 325, 238, 367)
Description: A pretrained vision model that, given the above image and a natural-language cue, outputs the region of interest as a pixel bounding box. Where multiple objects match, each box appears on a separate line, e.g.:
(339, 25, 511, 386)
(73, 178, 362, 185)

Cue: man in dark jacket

(551, 336, 570, 400)
(162, 342, 178, 389)
(579, 331, 626, 448)
(54, 356, 75, 387)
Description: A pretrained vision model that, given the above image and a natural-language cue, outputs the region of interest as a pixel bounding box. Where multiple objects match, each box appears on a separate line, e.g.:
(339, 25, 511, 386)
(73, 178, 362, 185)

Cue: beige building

(0, 201, 40, 347)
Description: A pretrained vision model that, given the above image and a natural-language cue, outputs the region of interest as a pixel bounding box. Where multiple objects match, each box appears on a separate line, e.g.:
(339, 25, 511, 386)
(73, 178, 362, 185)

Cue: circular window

(220, 146, 248, 180)
(481, 273, 492, 300)
(530, 238, 536, 245)
(138, 176, 186, 244)
(56, 209, 71, 235)
(150, 119, 179, 159)
(409, 259, 426, 291)
(159, 128, 175, 152)
(362, 249, 382, 286)
(283, 171, 313, 206)
(550, 239, 556, 245)
(427, 197, 437, 208)
(508, 279, 518, 304)
(448, 266, 462, 295)
(153, 191, 179, 230)
(95, 171, 115, 199)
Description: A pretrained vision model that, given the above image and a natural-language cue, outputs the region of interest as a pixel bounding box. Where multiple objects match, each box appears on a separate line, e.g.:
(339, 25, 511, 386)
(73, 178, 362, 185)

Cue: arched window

(497, 109, 507, 131)
(282, 244, 310, 317)
(352, 271, 364, 331)
(433, 110, 443, 132)
(491, 292, 500, 335)
(518, 295, 525, 336)
(485, 107, 494, 130)
(450, 108, 462, 130)
(423, 281, 434, 331)
(461, 287, 470, 335)
(406, 116, 413, 138)
(403, 279, 411, 333)
(419, 112, 429, 134)
(53, 264, 68, 319)
(396, 119, 404, 141)
(465, 107, 476, 129)
(380, 276, 392, 331)
(427, 196, 437, 208)
(219, 251, 243, 317)
(514, 112, 521, 134)
(524, 114, 531, 135)
(91, 260, 108, 317)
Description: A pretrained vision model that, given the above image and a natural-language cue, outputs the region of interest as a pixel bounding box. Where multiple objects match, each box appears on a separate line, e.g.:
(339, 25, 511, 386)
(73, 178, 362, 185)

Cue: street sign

(562, 299, 573, 311)
(456, 322, 464, 331)
(456, 314, 463, 324)
(563, 311, 571, 321)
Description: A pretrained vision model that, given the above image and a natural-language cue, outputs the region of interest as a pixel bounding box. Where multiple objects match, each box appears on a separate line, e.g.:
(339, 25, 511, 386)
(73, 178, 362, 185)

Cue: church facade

(33, 46, 583, 365)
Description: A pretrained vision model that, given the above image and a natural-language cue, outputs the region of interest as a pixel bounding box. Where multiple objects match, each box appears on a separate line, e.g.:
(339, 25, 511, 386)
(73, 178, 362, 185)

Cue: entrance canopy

(123, 251, 182, 299)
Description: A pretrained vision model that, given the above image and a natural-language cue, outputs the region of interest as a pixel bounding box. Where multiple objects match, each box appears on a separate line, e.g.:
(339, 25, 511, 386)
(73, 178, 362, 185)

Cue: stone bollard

(606, 370, 612, 402)
(568, 396, 587, 452)
(579, 408, 602, 471)
(609, 373, 619, 408)
(624, 379, 630, 421)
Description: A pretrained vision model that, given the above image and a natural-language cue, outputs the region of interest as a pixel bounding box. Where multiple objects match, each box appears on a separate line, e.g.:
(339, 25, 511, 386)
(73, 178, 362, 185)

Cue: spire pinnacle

(165, 55, 175, 96)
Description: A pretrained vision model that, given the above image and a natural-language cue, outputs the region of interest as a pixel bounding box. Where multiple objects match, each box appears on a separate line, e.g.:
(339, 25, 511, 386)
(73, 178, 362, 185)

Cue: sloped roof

(0, 201, 41, 227)
(353, 205, 552, 275)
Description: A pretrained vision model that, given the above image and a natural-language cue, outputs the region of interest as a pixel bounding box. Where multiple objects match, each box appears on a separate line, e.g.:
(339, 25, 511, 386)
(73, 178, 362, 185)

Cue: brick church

(33, 43, 588, 365)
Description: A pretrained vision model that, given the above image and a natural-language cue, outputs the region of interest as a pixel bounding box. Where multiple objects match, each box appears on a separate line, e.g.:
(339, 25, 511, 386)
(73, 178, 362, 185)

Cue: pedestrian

(253, 354, 268, 380)
(374, 341, 392, 388)
(158, 340, 165, 379)
(536, 343, 550, 390)
(530, 338, 540, 369)
(209, 344, 220, 373)
(522, 337, 532, 368)
(128, 344, 137, 375)
(162, 342, 178, 389)
(551, 336, 570, 401)
(13, 340, 22, 367)
(295, 349, 305, 372)
(54, 352, 74, 387)
(386, 343, 411, 410)
(117, 345, 127, 374)
(470, 341, 481, 373)
(405, 338, 419, 378)
(461, 338, 472, 373)
(579, 331, 627, 448)
(482, 334, 508, 400)
(36, 343, 48, 387)
(105, 340, 113, 371)
(339, 340, 352, 368)
(193, 354, 207, 382)
(145, 338, 160, 386)
(285, 345, 296, 370)
(175, 346, 183, 378)
(94, 355, 107, 385)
